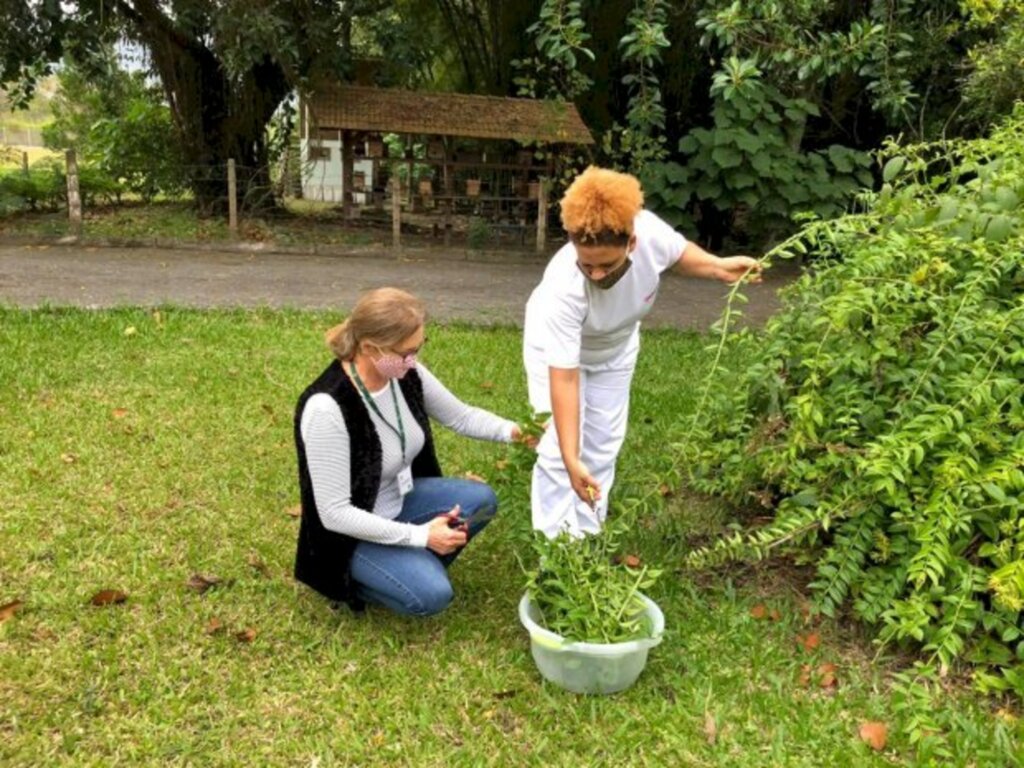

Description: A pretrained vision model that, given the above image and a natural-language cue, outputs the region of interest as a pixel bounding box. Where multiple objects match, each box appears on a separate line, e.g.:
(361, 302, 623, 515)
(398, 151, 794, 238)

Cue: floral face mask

(371, 349, 418, 379)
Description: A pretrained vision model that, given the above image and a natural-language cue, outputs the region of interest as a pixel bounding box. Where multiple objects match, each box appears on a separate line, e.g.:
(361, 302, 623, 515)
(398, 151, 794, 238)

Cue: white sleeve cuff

(409, 522, 431, 549)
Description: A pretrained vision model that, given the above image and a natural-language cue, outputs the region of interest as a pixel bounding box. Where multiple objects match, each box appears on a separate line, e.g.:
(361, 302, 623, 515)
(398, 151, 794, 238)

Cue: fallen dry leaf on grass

(61, 453, 78, 464)
(205, 618, 225, 635)
(858, 721, 888, 751)
(494, 460, 509, 471)
(799, 664, 812, 687)
(285, 505, 302, 518)
(89, 589, 128, 606)
(658, 483, 674, 498)
(0, 599, 24, 623)
(235, 627, 257, 643)
(623, 554, 642, 568)
(818, 662, 838, 689)
(750, 604, 768, 620)
(995, 707, 1018, 724)
(247, 554, 271, 578)
(463, 471, 487, 483)
(797, 632, 821, 652)
(185, 573, 223, 595)
(703, 712, 718, 745)
(111, 408, 129, 419)
(479, 381, 494, 390)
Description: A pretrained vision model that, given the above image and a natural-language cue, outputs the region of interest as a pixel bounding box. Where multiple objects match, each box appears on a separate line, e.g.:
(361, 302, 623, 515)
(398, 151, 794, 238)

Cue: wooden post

(341, 129, 354, 220)
(406, 158, 414, 206)
(65, 149, 82, 238)
(392, 175, 401, 251)
(536, 178, 549, 253)
(227, 159, 238, 235)
(443, 200, 451, 247)
(22, 151, 29, 177)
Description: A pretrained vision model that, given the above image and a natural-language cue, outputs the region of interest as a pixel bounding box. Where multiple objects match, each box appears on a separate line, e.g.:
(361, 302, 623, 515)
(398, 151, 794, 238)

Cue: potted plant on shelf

(518, 516, 663, 694)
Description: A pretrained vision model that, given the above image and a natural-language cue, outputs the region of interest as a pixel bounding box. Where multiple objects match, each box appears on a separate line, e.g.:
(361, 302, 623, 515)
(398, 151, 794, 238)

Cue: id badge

(397, 466, 414, 496)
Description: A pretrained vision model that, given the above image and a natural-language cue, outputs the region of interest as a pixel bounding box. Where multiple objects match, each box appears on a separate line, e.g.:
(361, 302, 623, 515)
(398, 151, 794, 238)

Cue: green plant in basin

(524, 514, 661, 644)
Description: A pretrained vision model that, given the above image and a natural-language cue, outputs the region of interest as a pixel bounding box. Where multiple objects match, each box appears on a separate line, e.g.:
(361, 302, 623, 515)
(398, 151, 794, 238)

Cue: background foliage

(3, 1, 1022, 245)
(42, 52, 185, 202)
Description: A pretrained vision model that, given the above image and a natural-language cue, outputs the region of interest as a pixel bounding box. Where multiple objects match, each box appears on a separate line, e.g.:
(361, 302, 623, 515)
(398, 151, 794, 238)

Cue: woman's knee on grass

(408, 576, 454, 616)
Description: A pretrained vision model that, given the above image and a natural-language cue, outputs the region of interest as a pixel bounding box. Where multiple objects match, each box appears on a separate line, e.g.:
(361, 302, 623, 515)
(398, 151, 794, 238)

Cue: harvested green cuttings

(525, 516, 661, 644)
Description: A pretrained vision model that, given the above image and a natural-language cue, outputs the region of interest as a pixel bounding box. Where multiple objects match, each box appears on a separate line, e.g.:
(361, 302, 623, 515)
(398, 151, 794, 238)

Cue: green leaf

(981, 482, 1007, 503)
(678, 135, 699, 154)
(711, 146, 743, 169)
(882, 156, 907, 183)
(984, 215, 1014, 242)
(734, 130, 765, 154)
(726, 171, 757, 190)
(827, 145, 856, 173)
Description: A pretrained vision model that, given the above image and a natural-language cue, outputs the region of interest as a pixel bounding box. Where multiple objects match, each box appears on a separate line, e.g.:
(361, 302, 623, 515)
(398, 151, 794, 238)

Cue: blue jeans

(350, 477, 498, 616)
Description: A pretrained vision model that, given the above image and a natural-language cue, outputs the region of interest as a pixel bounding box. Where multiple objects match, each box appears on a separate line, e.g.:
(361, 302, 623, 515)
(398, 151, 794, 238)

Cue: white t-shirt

(524, 210, 687, 367)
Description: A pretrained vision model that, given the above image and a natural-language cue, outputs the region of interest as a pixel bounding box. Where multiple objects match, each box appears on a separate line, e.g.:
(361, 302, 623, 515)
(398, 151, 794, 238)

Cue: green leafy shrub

(525, 516, 661, 644)
(466, 216, 492, 250)
(643, 68, 873, 241)
(0, 162, 123, 214)
(0, 165, 65, 211)
(683, 107, 1024, 693)
(43, 52, 186, 202)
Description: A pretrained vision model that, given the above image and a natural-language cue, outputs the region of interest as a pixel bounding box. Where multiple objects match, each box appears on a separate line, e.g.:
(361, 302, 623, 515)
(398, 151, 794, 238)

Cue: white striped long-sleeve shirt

(300, 363, 516, 548)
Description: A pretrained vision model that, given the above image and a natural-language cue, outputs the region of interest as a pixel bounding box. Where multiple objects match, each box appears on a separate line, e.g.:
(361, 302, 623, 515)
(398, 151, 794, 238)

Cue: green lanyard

(349, 363, 406, 458)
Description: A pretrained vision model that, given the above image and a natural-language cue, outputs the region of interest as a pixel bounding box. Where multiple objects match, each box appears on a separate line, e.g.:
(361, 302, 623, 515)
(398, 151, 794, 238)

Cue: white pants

(524, 339, 638, 538)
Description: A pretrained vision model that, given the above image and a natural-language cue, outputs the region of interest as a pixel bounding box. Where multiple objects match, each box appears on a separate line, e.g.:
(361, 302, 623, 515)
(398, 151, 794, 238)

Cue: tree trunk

(129, 12, 291, 213)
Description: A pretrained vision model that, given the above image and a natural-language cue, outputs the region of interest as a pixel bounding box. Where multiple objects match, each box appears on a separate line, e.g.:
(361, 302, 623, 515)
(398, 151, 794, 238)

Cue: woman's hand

(711, 255, 763, 284)
(511, 425, 539, 449)
(425, 506, 467, 555)
(567, 459, 600, 508)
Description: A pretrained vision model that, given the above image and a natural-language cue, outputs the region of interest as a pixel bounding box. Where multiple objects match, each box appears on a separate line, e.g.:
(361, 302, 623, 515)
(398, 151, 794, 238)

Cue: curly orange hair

(559, 166, 644, 244)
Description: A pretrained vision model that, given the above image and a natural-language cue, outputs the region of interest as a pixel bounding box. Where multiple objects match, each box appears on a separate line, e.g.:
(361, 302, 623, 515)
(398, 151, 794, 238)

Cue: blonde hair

(560, 166, 644, 245)
(325, 287, 426, 361)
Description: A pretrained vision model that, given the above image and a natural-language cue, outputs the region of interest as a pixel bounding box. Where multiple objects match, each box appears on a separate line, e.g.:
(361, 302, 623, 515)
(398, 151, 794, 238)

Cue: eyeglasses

(380, 338, 427, 362)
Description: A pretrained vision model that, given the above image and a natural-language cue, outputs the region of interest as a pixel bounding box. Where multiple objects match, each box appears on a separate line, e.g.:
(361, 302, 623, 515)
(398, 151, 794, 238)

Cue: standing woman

(523, 166, 762, 538)
(295, 287, 523, 616)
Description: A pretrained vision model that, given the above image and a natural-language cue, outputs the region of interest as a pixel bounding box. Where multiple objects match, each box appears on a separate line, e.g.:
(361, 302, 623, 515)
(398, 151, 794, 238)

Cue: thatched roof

(304, 85, 593, 145)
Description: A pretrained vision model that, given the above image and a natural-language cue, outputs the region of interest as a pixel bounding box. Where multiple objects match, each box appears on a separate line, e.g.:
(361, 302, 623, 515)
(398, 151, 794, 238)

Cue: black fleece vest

(293, 361, 442, 607)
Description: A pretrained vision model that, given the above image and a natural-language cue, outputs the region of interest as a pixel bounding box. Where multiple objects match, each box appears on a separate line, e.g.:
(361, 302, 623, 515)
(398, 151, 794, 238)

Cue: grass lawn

(0, 200, 376, 249)
(0, 199, 535, 253)
(0, 308, 1018, 766)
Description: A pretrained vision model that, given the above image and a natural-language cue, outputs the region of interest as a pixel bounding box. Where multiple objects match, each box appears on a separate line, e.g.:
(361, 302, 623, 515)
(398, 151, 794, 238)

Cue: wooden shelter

(300, 85, 593, 248)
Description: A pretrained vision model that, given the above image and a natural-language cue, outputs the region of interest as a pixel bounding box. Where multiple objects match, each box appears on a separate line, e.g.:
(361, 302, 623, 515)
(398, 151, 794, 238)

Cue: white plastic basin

(518, 592, 664, 694)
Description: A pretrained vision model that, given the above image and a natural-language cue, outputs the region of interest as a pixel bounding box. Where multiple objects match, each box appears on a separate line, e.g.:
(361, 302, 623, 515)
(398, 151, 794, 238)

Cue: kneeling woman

(294, 287, 521, 616)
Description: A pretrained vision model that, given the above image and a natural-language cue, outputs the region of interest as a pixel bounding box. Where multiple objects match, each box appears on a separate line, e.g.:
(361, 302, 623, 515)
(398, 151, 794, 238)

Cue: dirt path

(0, 242, 796, 329)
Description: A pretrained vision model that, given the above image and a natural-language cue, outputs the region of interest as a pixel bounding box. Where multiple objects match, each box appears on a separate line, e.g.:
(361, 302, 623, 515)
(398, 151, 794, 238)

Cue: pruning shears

(446, 505, 498, 535)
